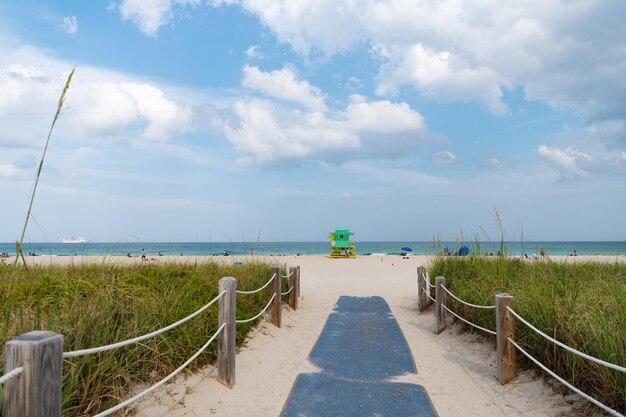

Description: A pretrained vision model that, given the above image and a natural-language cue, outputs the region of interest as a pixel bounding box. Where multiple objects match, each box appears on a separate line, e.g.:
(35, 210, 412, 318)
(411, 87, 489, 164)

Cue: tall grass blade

(15, 67, 75, 266)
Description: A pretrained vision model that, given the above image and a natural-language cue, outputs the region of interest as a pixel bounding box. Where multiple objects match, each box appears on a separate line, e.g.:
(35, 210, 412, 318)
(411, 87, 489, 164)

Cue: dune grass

(429, 256, 625, 413)
(0, 260, 287, 416)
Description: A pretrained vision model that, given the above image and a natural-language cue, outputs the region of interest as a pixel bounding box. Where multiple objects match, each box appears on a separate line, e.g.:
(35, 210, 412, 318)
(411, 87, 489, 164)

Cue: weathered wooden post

(496, 293, 517, 384)
(296, 266, 301, 298)
(435, 276, 447, 334)
(3, 330, 64, 417)
(417, 266, 428, 312)
(270, 266, 282, 327)
(425, 271, 434, 308)
(217, 277, 236, 388)
(288, 266, 297, 310)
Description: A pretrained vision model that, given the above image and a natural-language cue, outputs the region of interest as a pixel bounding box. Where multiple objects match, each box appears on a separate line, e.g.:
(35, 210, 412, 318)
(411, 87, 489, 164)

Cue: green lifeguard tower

(328, 229, 356, 258)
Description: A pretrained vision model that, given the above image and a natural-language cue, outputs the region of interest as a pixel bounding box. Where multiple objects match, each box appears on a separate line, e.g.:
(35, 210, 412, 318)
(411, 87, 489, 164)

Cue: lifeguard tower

(328, 229, 356, 258)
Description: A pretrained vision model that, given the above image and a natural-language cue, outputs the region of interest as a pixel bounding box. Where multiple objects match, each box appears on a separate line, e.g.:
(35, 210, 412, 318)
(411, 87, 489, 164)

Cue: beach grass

(0, 260, 285, 416)
(429, 256, 625, 413)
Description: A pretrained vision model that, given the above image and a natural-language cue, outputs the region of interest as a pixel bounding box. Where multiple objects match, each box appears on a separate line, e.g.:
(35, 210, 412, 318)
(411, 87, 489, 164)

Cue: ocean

(1, 241, 624, 257)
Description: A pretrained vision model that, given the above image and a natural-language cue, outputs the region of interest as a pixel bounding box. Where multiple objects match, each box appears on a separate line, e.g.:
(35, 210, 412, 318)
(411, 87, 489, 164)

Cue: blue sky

(1, 0, 625, 243)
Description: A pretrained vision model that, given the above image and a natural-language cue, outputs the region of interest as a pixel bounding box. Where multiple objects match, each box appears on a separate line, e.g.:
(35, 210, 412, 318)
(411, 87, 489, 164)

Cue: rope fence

(0, 367, 23, 385)
(506, 306, 626, 373)
(441, 304, 496, 335)
(236, 293, 277, 324)
(508, 338, 624, 417)
(63, 290, 227, 358)
(93, 323, 226, 417)
(441, 284, 495, 309)
(1, 265, 301, 417)
(416, 265, 626, 417)
(236, 273, 276, 295)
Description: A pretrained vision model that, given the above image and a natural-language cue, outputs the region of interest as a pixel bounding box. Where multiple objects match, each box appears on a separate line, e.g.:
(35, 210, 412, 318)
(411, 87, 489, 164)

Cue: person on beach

(540, 247, 546, 258)
(157, 251, 163, 256)
(141, 249, 146, 261)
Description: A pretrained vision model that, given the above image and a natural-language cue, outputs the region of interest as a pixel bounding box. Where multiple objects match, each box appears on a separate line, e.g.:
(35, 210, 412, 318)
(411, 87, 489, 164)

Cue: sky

(0, 0, 625, 243)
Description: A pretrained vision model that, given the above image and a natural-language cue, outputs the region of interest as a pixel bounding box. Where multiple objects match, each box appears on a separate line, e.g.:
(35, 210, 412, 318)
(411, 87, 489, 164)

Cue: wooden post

(3, 330, 64, 417)
(435, 276, 447, 334)
(288, 266, 297, 310)
(217, 277, 236, 388)
(270, 266, 282, 327)
(293, 266, 300, 310)
(296, 266, 301, 298)
(496, 293, 517, 384)
(425, 271, 433, 308)
(417, 266, 428, 312)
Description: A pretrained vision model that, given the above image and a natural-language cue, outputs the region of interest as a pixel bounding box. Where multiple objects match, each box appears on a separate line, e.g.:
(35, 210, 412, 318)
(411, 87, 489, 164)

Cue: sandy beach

(11, 254, 622, 416)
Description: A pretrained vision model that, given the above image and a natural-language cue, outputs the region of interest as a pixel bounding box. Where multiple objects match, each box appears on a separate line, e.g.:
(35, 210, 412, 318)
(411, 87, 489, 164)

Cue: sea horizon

(2, 241, 625, 257)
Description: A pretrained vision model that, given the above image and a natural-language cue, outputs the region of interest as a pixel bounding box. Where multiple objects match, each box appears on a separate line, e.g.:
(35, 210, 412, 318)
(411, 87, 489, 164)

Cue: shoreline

(2, 254, 625, 267)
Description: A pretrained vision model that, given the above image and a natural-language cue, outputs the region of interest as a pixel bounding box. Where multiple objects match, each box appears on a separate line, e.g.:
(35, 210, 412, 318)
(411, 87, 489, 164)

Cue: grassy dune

(429, 256, 625, 413)
(0, 261, 286, 416)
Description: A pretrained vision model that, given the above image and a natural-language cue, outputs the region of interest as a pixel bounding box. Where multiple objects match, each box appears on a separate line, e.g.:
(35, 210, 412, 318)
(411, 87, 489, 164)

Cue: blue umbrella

(401, 247, 413, 252)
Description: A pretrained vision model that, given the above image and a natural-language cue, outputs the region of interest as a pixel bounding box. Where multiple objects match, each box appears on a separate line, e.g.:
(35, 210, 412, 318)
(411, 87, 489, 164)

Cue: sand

(10, 254, 621, 416)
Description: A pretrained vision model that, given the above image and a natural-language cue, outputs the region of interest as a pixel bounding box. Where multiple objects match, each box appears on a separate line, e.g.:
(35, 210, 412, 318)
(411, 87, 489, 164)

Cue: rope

(506, 307, 626, 373)
(441, 285, 496, 310)
(63, 290, 226, 358)
(0, 366, 23, 385)
(281, 286, 293, 296)
(93, 323, 226, 417)
(421, 273, 436, 288)
(442, 304, 496, 335)
(236, 273, 276, 295)
(508, 338, 624, 417)
(282, 271, 294, 279)
(427, 294, 436, 302)
(236, 293, 276, 324)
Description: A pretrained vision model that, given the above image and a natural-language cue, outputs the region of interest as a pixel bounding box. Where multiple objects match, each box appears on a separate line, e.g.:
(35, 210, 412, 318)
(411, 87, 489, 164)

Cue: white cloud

(118, 0, 200, 36)
(0, 44, 195, 146)
(241, 65, 327, 112)
(346, 76, 363, 92)
(245, 45, 261, 59)
(62, 16, 78, 35)
(216, 98, 358, 164)
(375, 44, 506, 114)
(209, 0, 626, 120)
(119, 82, 193, 141)
(211, 0, 363, 55)
(433, 150, 458, 164)
(537, 145, 591, 178)
(0, 163, 23, 179)
(216, 93, 428, 165)
(119, 0, 172, 36)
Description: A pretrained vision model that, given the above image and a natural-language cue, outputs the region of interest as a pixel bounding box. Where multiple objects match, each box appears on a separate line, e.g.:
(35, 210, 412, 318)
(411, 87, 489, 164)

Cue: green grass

(429, 256, 626, 412)
(0, 261, 287, 416)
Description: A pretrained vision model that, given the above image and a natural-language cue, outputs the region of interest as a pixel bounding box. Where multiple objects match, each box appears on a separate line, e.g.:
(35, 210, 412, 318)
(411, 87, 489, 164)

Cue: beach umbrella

(401, 246, 413, 252)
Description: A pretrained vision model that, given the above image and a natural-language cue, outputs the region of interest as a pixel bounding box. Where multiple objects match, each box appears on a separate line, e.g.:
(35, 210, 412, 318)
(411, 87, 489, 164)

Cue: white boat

(62, 237, 87, 243)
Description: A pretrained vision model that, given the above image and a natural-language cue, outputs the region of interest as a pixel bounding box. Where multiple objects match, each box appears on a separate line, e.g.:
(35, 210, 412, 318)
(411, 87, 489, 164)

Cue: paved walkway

(281, 296, 438, 417)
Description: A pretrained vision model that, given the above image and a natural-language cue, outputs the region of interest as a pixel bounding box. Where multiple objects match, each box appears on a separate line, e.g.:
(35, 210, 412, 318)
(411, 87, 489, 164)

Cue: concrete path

(281, 296, 438, 417)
